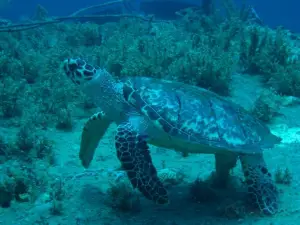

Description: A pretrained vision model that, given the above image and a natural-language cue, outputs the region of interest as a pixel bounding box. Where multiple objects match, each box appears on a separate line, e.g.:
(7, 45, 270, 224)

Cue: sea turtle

(62, 58, 281, 215)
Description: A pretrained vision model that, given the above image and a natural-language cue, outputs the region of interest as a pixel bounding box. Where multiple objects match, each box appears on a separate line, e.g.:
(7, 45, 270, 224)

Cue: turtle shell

(121, 77, 281, 154)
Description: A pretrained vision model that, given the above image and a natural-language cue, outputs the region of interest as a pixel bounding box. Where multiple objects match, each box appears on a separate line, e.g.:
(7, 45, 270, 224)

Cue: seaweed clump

(105, 180, 141, 213)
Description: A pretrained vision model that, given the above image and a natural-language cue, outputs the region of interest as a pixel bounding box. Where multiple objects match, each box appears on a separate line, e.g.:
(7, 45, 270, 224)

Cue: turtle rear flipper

(240, 154, 279, 215)
(213, 153, 238, 187)
(115, 119, 169, 205)
(80, 111, 111, 168)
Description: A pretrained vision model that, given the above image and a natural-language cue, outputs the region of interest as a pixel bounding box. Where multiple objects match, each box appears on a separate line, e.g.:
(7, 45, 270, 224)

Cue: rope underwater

(0, 0, 152, 32)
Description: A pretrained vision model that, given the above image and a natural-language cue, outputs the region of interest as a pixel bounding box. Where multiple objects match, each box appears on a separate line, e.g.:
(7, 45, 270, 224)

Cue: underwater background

(1, 0, 300, 32)
(0, 0, 300, 224)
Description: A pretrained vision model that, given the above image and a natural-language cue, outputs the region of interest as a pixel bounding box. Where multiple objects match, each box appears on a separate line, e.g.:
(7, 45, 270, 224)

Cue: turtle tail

(261, 132, 282, 149)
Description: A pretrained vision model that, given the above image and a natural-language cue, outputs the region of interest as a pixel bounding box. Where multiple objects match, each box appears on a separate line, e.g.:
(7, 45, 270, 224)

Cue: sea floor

(1, 74, 300, 225)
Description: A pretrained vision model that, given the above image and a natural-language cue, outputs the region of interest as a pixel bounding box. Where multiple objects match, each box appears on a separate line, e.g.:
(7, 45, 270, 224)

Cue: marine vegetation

(0, 1, 299, 129)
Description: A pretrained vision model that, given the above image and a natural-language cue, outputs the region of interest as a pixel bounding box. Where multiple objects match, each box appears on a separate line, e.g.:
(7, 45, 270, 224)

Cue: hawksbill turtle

(63, 58, 281, 215)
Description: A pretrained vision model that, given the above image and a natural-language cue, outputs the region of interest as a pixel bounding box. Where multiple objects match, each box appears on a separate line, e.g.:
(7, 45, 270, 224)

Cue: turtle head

(63, 58, 123, 114)
(63, 58, 100, 86)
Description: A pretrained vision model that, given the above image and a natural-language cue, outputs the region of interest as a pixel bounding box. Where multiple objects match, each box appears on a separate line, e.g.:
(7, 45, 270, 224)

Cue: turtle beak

(63, 59, 70, 77)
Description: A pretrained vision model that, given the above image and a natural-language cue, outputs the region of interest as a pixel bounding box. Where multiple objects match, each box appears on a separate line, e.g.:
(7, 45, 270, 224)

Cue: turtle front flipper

(240, 154, 279, 215)
(80, 111, 111, 168)
(115, 120, 169, 204)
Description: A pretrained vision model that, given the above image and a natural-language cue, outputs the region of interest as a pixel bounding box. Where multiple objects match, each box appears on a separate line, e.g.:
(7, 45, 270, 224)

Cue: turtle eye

(68, 61, 78, 72)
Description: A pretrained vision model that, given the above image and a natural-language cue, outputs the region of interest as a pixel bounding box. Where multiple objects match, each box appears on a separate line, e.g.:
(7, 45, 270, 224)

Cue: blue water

(0, 0, 299, 32)
(0, 0, 300, 224)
